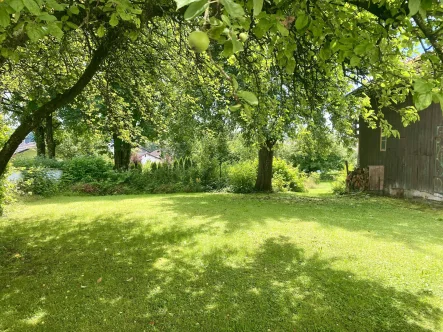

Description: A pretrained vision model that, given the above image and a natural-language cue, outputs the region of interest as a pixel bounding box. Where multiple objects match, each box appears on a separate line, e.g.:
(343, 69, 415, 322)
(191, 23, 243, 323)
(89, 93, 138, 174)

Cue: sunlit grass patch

(1, 193, 442, 331)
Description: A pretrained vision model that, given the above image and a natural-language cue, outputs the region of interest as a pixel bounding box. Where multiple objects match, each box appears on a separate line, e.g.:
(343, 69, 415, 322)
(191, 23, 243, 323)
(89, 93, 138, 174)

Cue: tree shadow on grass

(0, 210, 441, 331)
(159, 193, 443, 249)
(161, 237, 441, 331)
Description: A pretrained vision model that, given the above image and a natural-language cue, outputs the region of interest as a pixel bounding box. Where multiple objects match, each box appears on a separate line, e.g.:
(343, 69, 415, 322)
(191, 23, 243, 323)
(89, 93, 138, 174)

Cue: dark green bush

(12, 156, 64, 169)
(227, 160, 257, 193)
(320, 171, 341, 181)
(272, 158, 306, 192)
(134, 162, 203, 193)
(0, 172, 17, 215)
(70, 181, 133, 196)
(332, 169, 347, 195)
(17, 167, 59, 197)
(62, 156, 112, 183)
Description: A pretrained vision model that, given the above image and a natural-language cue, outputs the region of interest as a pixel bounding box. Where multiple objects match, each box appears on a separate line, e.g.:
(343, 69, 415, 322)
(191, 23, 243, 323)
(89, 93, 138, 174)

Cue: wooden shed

(358, 97, 443, 200)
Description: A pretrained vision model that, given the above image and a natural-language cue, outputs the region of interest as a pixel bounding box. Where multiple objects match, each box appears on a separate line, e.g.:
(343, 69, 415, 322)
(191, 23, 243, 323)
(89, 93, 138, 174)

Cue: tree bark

(255, 140, 275, 192)
(34, 123, 46, 157)
(0, 30, 122, 177)
(113, 134, 131, 171)
(46, 114, 55, 159)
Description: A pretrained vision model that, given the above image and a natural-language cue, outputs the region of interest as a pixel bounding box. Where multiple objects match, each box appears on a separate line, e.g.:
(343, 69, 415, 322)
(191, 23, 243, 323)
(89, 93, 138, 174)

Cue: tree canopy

(1, 0, 442, 183)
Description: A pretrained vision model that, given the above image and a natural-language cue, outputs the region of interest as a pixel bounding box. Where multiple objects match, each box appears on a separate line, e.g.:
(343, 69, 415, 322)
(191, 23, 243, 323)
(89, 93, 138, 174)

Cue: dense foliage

(2, 0, 442, 194)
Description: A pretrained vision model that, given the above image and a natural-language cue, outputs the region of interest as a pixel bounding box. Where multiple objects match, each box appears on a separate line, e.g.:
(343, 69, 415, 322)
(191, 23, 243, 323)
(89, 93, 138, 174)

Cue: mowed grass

(1, 193, 443, 331)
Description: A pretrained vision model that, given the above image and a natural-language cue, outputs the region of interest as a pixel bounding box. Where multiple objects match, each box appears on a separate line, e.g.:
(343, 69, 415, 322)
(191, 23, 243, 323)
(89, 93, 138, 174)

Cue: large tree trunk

(113, 134, 131, 171)
(0, 30, 121, 177)
(34, 123, 46, 157)
(45, 114, 55, 159)
(255, 140, 275, 192)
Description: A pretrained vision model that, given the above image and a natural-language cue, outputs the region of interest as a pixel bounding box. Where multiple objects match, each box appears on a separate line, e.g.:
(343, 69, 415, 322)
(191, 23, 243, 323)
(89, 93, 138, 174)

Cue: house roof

(136, 148, 163, 162)
(14, 142, 36, 155)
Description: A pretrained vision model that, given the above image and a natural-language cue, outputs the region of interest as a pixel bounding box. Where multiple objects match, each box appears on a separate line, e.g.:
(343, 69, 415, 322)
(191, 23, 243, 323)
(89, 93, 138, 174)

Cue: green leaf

(1, 48, 10, 58)
(414, 78, 433, 93)
(47, 22, 63, 39)
(222, 40, 233, 57)
(277, 23, 289, 36)
(414, 92, 432, 110)
(118, 10, 132, 21)
(354, 42, 368, 56)
(232, 76, 239, 90)
(97, 25, 105, 38)
(319, 48, 331, 60)
(8, 0, 24, 13)
(286, 58, 296, 74)
(220, 0, 245, 18)
(207, 25, 226, 40)
(408, 0, 420, 16)
(434, 93, 443, 106)
(38, 12, 57, 21)
(109, 13, 119, 27)
(45, 0, 65, 11)
(184, 0, 208, 20)
(231, 34, 243, 53)
(0, 10, 10, 28)
(350, 55, 360, 67)
(69, 5, 79, 15)
(238, 90, 258, 105)
(65, 21, 78, 29)
(25, 22, 45, 41)
(22, 0, 40, 15)
(128, 30, 138, 41)
(175, 0, 201, 10)
(229, 104, 242, 111)
(421, 0, 432, 10)
(295, 12, 309, 30)
(253, 0, 263, 16)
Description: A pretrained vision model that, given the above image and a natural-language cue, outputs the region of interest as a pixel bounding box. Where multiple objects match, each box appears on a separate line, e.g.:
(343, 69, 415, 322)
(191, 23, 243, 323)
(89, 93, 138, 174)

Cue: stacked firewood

(346, 168, 369, 192)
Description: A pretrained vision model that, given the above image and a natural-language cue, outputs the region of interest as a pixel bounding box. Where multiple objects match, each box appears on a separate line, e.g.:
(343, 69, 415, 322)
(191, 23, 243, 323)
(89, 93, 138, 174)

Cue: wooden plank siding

(359, 99, 443, 195)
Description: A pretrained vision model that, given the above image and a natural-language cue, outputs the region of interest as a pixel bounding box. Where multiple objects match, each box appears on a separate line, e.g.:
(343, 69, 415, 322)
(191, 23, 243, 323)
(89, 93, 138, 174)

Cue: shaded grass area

(1, 193, 443, 331)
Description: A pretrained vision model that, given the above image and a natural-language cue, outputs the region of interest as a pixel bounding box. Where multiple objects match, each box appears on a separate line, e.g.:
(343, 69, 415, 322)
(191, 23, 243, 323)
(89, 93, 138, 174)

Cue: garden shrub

(17, 167, 59, 197)
(124, 161, 204, 194)
(272, 158, 306, 192)
(309, 172, 321, 184)
(227, 160, 257, 193)
(12, 156, 64, 169)
(332, 169, 348, 195)
(320, 170, 340, 181)
(304, 172, 321, 190)
(62, 156, 112, 183)
(272, 173, 287, 192)
(0, 171, 17, 215)
(70, 181, 133, 196)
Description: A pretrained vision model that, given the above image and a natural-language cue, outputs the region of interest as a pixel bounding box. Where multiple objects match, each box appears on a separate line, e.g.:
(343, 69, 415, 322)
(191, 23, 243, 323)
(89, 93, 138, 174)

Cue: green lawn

(1, 193, 443, 331)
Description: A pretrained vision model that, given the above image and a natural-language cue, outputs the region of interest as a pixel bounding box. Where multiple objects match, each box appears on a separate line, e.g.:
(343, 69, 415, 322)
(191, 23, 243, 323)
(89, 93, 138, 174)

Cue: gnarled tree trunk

(45, 114, 55, 159)
(255, 139, 275, 192)
(113, 134, 131, 171)
(0, 30, 122, 177)
(34, 123, 46, 157)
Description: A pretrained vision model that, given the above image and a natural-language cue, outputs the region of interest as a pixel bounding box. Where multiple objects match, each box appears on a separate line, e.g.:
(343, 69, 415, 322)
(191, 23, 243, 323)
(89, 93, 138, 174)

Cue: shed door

(369, 166, 384, 191)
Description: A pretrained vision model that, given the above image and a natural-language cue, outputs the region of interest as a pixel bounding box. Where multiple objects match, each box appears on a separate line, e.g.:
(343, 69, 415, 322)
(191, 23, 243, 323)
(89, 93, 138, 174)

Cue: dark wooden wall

(359, 98, 443, 194)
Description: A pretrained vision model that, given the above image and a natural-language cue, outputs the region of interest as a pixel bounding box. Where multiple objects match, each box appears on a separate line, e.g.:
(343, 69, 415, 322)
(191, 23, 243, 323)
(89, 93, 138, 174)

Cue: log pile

(346, 168, 369, 192)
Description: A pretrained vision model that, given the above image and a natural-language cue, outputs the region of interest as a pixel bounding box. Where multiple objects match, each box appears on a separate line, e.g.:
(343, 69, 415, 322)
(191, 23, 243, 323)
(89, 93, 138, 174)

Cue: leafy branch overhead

(174, 0, 443, 118)
(1, 0, 443, 179)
